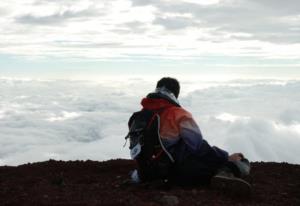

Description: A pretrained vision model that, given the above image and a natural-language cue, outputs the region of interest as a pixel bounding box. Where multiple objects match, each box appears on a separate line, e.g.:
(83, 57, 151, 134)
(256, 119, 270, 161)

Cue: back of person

(126, 77, 251, 193)
(140, 87, 228, 184)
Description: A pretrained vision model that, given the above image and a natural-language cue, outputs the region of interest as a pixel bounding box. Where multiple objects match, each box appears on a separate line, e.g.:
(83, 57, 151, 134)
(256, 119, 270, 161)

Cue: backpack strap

(154, 113, 175, 163)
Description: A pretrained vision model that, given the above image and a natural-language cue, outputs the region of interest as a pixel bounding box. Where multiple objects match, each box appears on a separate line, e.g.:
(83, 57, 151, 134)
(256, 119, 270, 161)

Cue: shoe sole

(211, 175, 252, 196)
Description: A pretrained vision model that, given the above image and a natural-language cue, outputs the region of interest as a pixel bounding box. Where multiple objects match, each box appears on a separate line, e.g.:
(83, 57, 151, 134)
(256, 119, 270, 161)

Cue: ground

(0, 159, 300, 206)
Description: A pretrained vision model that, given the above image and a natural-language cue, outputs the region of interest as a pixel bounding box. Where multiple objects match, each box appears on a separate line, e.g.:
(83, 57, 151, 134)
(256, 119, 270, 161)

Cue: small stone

(159, 195, 179, 206)
(114, 184, 120, 188)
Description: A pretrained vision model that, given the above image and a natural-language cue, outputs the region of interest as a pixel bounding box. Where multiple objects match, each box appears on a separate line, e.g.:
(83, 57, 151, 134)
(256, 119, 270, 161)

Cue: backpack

(125, 109, 175, 182)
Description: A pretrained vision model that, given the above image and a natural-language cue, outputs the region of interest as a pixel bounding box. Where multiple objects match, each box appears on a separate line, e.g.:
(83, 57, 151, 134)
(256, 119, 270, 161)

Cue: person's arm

(211, 145, 229, 162)
(179, 116, 229, 161)
(179, 117, 204, 153)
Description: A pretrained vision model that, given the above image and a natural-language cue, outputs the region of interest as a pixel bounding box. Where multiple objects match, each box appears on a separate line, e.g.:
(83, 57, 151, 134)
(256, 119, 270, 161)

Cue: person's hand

(228, 153, 243, 161)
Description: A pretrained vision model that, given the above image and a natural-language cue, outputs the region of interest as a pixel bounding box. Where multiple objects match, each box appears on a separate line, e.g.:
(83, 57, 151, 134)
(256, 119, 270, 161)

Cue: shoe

(211, 171, 252, 196)
(119, 170, 141, 187)
(130, 169, 141, 183)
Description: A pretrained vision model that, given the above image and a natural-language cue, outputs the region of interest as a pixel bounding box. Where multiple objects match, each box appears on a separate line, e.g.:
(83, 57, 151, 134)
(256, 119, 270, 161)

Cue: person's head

(156, 77, 180, 98)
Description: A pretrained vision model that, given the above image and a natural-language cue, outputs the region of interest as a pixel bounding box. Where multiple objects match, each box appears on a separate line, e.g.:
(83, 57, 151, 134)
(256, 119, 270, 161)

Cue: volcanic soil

(0, 159, 300, 206)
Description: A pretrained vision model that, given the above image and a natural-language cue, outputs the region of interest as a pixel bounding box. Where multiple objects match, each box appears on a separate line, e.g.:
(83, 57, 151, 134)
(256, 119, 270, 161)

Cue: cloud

(153, 16, 197, 30)
(0, 0, 300, 65)
(15, 7, 100, 25)
(0, 78, 154, 165)
(130, 0, 300, 44)
(279, 109, 300, 125)
(53, 41, 124, 49)
(33, 0, 81, 5)
(181, 80, 300, 163)
(0, 78, 300, 165)
(130, 0, 160, 6)
(118, 21, 149, 33)
(0, 7, 8, 16)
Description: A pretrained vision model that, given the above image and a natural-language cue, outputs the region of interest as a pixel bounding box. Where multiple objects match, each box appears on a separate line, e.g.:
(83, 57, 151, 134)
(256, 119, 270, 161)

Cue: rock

(158, 195, 179, 206)
(192, 189, 198, 195)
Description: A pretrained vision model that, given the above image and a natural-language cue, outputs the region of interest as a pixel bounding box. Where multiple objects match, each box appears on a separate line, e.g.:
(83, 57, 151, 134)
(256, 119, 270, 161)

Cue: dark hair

(156, 77, 180, 98)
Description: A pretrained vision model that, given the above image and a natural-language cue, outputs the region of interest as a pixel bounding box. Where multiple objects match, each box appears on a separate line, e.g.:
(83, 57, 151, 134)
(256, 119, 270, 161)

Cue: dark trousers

(223, 158, 251, 178)
(172, 156, 251, 185)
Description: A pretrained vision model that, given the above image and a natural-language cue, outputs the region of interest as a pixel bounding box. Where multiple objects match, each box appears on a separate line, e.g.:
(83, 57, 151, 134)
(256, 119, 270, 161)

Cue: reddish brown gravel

(0, 159, 299, 206)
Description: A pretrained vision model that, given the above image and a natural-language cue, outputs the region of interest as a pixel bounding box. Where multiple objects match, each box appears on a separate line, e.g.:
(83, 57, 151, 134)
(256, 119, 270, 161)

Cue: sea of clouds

(0, 77, 300, 166)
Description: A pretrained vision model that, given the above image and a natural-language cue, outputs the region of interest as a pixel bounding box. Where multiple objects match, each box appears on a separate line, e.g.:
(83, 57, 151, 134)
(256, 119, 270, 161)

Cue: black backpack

(125, 109, 175, 182)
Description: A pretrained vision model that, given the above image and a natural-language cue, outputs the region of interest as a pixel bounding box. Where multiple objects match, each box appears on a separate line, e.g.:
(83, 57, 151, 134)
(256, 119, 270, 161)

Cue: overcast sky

(1, 0, 300, 79)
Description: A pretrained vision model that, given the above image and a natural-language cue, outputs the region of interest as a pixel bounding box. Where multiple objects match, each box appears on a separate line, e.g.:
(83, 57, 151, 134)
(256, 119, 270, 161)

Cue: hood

(141, 86, 181, 110)
(154, 87, 180, 105)
(141, 98, 177, 110)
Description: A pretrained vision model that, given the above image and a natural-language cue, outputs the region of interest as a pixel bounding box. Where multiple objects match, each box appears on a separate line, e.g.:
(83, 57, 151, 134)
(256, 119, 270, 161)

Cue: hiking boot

(210, 170, 252, 196)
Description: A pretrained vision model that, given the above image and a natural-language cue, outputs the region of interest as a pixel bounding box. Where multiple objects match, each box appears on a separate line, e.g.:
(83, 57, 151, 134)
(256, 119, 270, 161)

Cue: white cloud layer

(0, 77, 300, 165)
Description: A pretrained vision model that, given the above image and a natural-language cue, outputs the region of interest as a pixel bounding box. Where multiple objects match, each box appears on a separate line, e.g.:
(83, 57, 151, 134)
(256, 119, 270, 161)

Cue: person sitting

(127, 77, 251, 194)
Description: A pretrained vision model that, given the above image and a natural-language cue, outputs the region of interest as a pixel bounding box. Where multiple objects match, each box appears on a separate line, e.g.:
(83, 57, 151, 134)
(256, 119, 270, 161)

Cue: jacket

(141, 90, 229, 165)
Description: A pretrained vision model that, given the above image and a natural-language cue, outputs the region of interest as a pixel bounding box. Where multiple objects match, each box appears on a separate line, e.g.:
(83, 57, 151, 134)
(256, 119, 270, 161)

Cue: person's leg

(173, 155, 216, 186)
(224, 158, 251, 178)
(210, 158, 252, 195)
(234, 158, 251, 177)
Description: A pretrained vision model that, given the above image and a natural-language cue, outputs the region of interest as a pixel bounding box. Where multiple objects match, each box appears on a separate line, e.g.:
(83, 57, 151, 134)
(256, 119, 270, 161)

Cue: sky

(0, 0, 300, 79)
